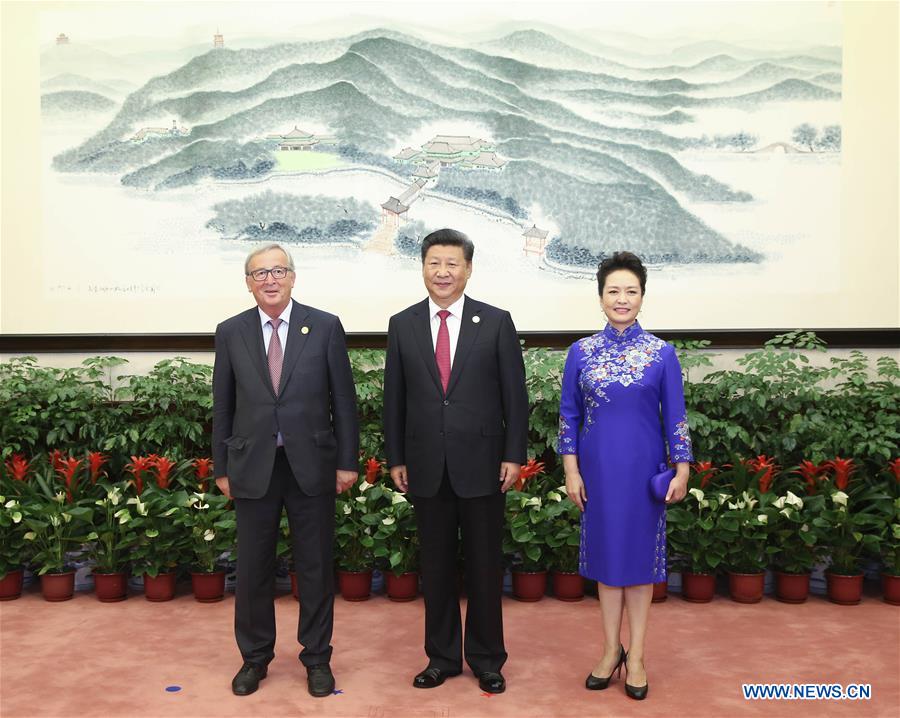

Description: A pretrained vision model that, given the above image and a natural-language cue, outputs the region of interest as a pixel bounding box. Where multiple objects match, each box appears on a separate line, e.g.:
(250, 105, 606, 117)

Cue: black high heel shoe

(624, 652, 649, 700)
(585, 644, 626, 690)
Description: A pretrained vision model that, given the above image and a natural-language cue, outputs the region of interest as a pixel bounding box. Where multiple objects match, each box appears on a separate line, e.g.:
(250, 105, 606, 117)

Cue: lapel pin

(301, 326, 309, 334)
(472, 315, 480, 324)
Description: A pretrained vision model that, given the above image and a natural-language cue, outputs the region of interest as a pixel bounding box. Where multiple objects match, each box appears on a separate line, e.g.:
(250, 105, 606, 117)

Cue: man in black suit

(383, 228, 529, 694)
(212, 243, 359, 697)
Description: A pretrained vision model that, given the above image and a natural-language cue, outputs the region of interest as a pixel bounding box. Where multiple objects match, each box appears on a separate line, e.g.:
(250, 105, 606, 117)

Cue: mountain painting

(36, 2, 842, 332)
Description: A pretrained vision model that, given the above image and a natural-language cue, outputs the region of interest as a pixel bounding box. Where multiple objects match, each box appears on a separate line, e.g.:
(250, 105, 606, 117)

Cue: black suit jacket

(383, 296, 529, 498)
(212, 300, 359, 499)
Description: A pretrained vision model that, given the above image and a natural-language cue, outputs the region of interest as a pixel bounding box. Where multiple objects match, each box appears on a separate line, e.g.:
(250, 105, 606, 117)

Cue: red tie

(435, 309, 451, 394)
(267, 318, 283, 395)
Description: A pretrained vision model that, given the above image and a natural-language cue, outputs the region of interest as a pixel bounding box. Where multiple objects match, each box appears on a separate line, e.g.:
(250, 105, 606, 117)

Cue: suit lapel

(277, 301, 311, 395)
(411, 299, 443, 395)
(446, 296, 482, 397)
(239, 309, 274, 397)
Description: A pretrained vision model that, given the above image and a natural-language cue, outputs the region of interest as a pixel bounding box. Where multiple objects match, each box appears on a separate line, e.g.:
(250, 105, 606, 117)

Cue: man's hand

(336, 470, 357, 494)
(499, 462, 520, 493)
(215, 476, 232, 500)
(390, 465, 408, 493)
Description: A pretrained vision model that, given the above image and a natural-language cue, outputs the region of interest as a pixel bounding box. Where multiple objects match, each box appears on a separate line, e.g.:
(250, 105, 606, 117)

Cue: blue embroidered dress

(558, 322, 693, 586)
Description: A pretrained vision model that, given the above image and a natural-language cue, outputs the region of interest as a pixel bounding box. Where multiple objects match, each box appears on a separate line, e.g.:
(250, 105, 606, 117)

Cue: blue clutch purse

(650, 464, 675, 503)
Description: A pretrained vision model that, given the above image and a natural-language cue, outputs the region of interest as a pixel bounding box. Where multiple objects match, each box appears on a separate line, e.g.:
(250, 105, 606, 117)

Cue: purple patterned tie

(267, 318, 283, 395)
(435, 310, 451, 393)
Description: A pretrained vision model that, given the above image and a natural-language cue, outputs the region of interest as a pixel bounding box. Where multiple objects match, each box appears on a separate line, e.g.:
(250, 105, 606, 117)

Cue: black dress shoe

(624, 653, 649, 700)
(413, 667, 461, 688)
(585, 644, 626, 690)
(231, 662, 267, 696)
(478, 671, 506, 694)
(306, 663, 335, 697)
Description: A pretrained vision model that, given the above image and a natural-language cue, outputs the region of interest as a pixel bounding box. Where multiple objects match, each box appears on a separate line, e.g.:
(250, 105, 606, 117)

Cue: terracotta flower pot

(338, 569, 372, 601)
(143, 572, 177, 602)
(681, 571, 716, 603)
(386, 571, 419, 601)
(0, 569, 24, 600)
(728, 571, 765, 603)
(93, 571, 128, 602)
(191, 571, 226, 602)
(512, 570, 547, 602)
(552, 571, 584, 601)
(775, 571, 810, 604)
(652, 580, 668, 603)
(40, 571, 75, 602)
(826, 572, 863, 605)
(881, 573, 900, 606)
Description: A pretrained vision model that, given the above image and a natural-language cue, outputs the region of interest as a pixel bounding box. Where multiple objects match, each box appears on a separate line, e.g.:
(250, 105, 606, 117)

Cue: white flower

(773, 496, 786, 509)
(391, 493, 407, 505)
(742, 491, 758, 509)
(115, 509, 131, 524)
(355, 496, 367, 504)
(800, 523, 810, 533)
(757, 514, 768, 525)
(3, 499, 14, 509)
(203, 529, 215, 541)
(11, 511, 22, 524)
(50, 515, 61, 527)
(0, 495, 5, 504)
(832, 491, 849, 507)
(358, 479, 371, 492)
(24, 531, 36, 541)
(728, 501, 745, 510)
(547, 491, 562, 502)
(525, 496, 542, 508)
(342, 504, 352, 515)
(382, 517, 395, 526)
(688, 488, 705, 503)
(107, 487, 121, 505)
(785, 491, 803, 509)
(698, 499, 709, 509)
(54, 491, 66, 504)
(779, 508, 792, 518)
(717, 493, 731, 504)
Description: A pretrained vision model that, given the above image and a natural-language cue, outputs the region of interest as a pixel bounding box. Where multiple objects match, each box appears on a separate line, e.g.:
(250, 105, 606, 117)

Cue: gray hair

(244, 243, 296, 275)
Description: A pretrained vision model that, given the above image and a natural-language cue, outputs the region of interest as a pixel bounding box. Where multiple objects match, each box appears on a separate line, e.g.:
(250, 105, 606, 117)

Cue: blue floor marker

(165, 686, 182, 693)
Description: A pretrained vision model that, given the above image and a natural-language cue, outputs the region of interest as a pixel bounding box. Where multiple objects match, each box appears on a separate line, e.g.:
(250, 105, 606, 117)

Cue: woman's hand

(565, 471, 587, 512)
(665, 463, 690, 503)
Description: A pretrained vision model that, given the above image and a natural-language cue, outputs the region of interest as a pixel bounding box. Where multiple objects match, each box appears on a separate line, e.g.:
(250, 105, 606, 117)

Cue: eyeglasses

(247, 266, 292, 282)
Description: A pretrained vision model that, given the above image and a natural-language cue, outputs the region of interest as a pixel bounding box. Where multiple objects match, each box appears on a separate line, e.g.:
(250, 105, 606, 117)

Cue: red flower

(889, 458, 900, 484)
(515, 458, 546, 491)
(151, 455, 176, 489)
(56, 457, 83, 503)
(4, 454, 32, 482)
(125, 455, 153, 495)
(795, 460, 826, 495)
(692, 461, 717, 488)
(48, 449, 66, 473)
(747, 454, 779, 493)
(825, 457, 856, 491)
(364, 457, 384, 485)
(193, 458, 213, 491)
(87, 451, 108, 483)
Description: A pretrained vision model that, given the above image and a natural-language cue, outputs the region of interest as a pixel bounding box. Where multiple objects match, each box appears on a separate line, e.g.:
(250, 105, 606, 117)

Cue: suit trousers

(233, 447, 335, 668)
(412, 468, 507, 674)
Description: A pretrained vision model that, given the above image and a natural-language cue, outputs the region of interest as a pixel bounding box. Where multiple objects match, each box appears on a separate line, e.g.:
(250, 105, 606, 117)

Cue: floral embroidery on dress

(671, 418, 693, 462)
(558, 415, 576, 454)
(652, 512, 667, 583)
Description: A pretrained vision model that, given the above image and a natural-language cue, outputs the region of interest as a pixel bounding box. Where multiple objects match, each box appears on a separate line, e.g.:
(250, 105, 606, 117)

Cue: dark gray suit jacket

(212, 300, 358, 498)
(383, 296, 529, 498)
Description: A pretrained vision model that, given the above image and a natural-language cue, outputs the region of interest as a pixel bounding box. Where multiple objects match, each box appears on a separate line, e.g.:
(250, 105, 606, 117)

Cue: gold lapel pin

(301, 326, 309, 334)
(472, 316, 480, 324)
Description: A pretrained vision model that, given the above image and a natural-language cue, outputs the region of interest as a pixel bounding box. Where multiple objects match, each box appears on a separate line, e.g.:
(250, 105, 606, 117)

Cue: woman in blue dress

(559, 252, 693, 700)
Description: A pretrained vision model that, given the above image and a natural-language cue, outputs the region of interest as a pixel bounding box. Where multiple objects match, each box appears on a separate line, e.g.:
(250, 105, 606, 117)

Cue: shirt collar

(258, 301, 292, 328)
(603, 320, 643, 343)
(428, 294, 465, 320)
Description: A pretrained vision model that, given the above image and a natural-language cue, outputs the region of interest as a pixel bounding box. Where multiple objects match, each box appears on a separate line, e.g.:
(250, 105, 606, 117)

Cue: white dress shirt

(258, 302, 292, 353)
(428, 295, 465, 369)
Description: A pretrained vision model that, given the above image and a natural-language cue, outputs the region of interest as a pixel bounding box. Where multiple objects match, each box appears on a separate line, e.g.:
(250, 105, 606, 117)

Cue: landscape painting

(29, 1, 843, 333)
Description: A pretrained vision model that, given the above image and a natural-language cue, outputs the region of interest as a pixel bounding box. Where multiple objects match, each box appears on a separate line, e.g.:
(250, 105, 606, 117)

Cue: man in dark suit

(212, 243, 358, 698)
(383, 228, 529, 694)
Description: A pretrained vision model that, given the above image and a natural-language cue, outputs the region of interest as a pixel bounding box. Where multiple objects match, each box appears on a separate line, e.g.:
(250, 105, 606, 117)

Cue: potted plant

(877, 460, 900, 605)
(770, 490, 825, 603)
(334, 479, 376, 601)
(544, 486, 583, 601)
(177, 491, 236, 602)
(503, 489, 553, 601)
(22, 487, 92, 601)
(666, 488, 730, 602)
(83, 483, 141, 601)
(815, 479, 886, 605)
(717, 488, 778, 603)
(129, 488, 188, 601)
(372, 485, 419, 601)
(0, 494, 27, 599)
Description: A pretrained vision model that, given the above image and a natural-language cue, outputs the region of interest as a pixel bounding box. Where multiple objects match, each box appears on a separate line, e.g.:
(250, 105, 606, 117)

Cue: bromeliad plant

(83, 483, 141, 574)
(769, 490, 825, 574)
(177, 491, 236, 573)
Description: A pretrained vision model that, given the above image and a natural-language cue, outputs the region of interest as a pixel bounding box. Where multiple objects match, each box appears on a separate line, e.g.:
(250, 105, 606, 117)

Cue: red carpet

(1, 584, 897, 717)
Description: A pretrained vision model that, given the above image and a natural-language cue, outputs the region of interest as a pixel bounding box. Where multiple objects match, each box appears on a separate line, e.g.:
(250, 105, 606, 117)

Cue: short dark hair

(597, 251, 647, 295)
(420, 228, 475, 263)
